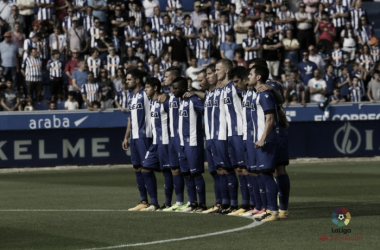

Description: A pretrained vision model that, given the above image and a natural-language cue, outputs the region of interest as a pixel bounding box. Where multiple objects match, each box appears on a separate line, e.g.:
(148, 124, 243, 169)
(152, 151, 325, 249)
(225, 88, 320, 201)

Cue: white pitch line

(80, 218, 263, 250)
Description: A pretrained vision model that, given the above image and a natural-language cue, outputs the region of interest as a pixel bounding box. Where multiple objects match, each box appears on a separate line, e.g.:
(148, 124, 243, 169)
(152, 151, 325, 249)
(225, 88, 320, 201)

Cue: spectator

(24, 98, 34, 111)
(88, 0, 107, 25)
(309, 45, 325, 71)
(330, 0, 349, 38)
(65, 49, 80, 91)
(145, 28, 163, 58)
(21, 48, 43, 101)
(308, 69, 327, 103)
(114, 80, 128, 112)
(227, 3, 238, 27)
(65, 91, 79, 110)
(49, 26, 66, 62)
(128, 1, 144, 29)
(296, 2, 313, 53)
(99, 73, 114, 109)
(81, 71, 102, 108)
(350, 62, 366, 99)
(0, 0, 11, 20)
(123, 46, 139, 69)
(17, 85, 27, 111)
(55, 0, 70, 22)
(48, 101, 57, 110)
(23, 32, 40, 61)
(0, 31, 19, 87)
(348, 77, 362, 102)
(1, 78, 19, 111)
(71, 60, 88, 107)
(160, 14, 175, 48)
(370, 37, 379, 65)
(340, 22, 357, 60)
(262, 27, 282, 78)
(284, 70, 305, 106)
(169, 27, 190, 74)
(83, 6, 95, 32)
(357, 14, 372, 46)
(304, 0, 319, 14)
(95, 28, 111, 63)
(150, 6, 163, 31)
(331, 41, 346, 76)
(62, 8, 75, 34)
(233, 49, 247, 68)
(160, 52, 172, 71)
(125, 16, 142, 49)
(72, 0, 88, 18)
(191, 1, 207, 30)
(199, 0, 212, 16)
(358, 44, 374, 76)
(112, 67, 123, 93)
(166, 0, 183, 17)
(283, 29, 300, 66)
(314, 11, 335, 54)
(36, 0, 54, 21)
(280, 58, 296, 82)
(110, 26, 122, 54)
(87, 100, 105, 111)
(298, 50, 318, 85)
(142, 0, 159, 19)
(47, 50, 63, 102)
(255, 11, 272, 40)
(245, 0, 259, 24)
(198, 49, 210, 68)
(336, 66, 351, 101)
(323, 64, 337, 97)
(220, 31, 237, 60)
(215, 12, 231, 49)
(278, 1, 295, 31)
(209, 0, 221, 29)
(18, 0, 34, 35)
(329, 88, 346, 104)
(234, 12, 250, 46)
(110, 5, 128, 36)
(105, 46, 121, 78)
(350, 0, 366, 30)
(172, 6, 185, 28)
(68, 16, 89, 53)
(367, 70, 380, 103)
(242, 26, 260, 62)
(6, 5, 25, 32)
(185, 57, 201, 89)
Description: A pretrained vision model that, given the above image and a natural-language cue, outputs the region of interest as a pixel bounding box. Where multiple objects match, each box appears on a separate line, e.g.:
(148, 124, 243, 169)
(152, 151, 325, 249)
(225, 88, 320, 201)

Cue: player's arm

(256, 85, 284, 104)
(255, 112, 274, 148)
(183, 91, 206, 100)
(123, 117, 131, 150)
(278, 107, 289, 129)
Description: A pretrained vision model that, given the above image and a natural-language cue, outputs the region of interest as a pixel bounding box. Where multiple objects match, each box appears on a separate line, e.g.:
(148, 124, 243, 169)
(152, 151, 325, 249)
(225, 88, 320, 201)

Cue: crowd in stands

(1, 0, 380, 112)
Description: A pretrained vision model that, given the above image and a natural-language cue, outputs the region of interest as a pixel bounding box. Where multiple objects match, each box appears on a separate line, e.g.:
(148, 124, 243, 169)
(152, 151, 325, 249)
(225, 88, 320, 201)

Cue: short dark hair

(228, 66, 246, 80)
(127, 68, 144, 83)
(206, 63, 216, 72)
(251, 65, 269, 83)
(87, 71, 94, 77)
(146, 77, 162, 93)
(68, 91, 76, 96)
(172, 76, 188, 89)
(250, 58, 268, 68)
(166, 66, 181, 78)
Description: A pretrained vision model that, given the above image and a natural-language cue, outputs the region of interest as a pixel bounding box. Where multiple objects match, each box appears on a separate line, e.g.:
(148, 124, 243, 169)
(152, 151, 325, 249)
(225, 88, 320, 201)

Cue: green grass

(1, 162, 380, 250)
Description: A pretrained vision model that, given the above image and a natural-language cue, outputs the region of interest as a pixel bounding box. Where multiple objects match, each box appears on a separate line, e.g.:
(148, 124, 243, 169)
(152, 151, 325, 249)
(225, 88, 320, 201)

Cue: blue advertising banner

(285, 103, 380, 122)
(288, 121, 380, 158)
(0, 128, 131, 168)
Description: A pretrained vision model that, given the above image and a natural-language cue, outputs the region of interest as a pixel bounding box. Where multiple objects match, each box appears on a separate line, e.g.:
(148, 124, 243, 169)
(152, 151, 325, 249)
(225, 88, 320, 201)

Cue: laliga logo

(334, 122, 361, 154)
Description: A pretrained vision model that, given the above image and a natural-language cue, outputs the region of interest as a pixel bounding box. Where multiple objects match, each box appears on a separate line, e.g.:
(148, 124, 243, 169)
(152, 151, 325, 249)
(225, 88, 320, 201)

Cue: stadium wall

(0, 104, 380, 168)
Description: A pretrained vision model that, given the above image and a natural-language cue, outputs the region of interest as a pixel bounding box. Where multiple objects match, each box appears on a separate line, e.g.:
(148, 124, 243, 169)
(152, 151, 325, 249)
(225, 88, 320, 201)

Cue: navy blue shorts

(228, 135, 245, 167)
(254, 142, 278, 173)
(169, 136, 180, 167)
(276, 136, 289, 166)
(206, 140, 216, 173)
(211, 139, 232, 169)
(142, 144, 171, 171)
(243, 138, 256, 172)
(130, 137, 152, 166)
(179, 141, 204, 175)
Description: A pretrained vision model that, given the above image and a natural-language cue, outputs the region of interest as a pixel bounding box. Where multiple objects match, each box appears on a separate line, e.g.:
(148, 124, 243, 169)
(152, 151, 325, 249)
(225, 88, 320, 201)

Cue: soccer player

(213, 59, 240, 214)
(140, 77, 173, 211)
(248, 64, 280, 222)
(123, 69, 152, 211)
(172, 77, 207, 212)
(161, 67, 187, 212)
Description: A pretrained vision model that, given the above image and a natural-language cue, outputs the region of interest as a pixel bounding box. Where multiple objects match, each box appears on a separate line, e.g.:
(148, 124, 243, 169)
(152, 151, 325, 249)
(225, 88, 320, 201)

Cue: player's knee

(226, 168, 236, 174)
(182, 172, 191, 178)
(171, 166, 180, 171)
(162, 168, 171, 173)
(275, 165, 287, 176)
(235, 167, 243, 174)
(133, 165, 142, 172)
(192, 172, 203, 178)
(141, 168, 152, 173)
(210, 170, 217, 176)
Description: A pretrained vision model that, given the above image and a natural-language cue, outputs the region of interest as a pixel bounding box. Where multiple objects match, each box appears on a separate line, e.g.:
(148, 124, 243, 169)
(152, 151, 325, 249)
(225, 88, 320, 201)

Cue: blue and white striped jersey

(128, 11, 143, 28)
(47, 59, 63, 79)
(145, 38, 163, 57)
(349, 86, 361, 102)
(22, 56, 42, 82)
(159, 60, 171, 71)
(83, 15, 94, 31)
(215, 22, 231, 46)
(331, 49, 345, 68)
(209, 10, 221, 29)
(62, 16, 74, 31)
(73, 0, 88, 18)
(81, 83, 102, 103)
(87, 57, 102, 78)
(195, 38, 211, 59)
(242, 37, 260, 61)
(242, 89, 255, 141)
(178, 96, 204, 146)
(204, 89, 215, 140)
(252, 91, 279, 143)
(150, 15, 163, 30)
(169, 94, 180, 138)
(115, 89, 129, 108)
(223, 81, 244, 137)
(106, 55, 121, 77)
(37, 0, 53, 20)
(124, 25, 142, 48)
(182, 24, 197, 51)
(370, 47, 379, 63)
(255, 20, 272, 38)
(159, 24, 175, 44)
(211, 87, 228, 140)
(266, 80, 287, 137)
(88, 27, 99, 48)
(330, 5, 348, 28)
(350, 8, 366, 30)
(150, 99, 170, 145)
(128, 88, 153, 139)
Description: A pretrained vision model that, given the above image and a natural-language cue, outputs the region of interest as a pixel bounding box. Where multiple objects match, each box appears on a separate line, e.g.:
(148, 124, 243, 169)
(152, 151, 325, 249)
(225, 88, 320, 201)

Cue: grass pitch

(1, 161, 379, 250)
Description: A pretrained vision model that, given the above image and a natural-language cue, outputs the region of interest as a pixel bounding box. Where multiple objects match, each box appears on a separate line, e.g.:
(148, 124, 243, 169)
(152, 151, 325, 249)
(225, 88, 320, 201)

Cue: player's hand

(183, 91, 195, 98)
(256, 84, 271, 93)
(371, 100, 376, 103)
(301, 100, 306, 107)
(122, 138, 130, 150)
(120, 108, 127, 113)
(255, 140, 266, 149)
(158, 93, 169, 103)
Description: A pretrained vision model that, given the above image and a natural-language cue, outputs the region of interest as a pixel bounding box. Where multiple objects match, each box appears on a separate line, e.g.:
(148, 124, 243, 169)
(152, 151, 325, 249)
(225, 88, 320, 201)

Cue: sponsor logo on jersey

(179, 110, 188, 117)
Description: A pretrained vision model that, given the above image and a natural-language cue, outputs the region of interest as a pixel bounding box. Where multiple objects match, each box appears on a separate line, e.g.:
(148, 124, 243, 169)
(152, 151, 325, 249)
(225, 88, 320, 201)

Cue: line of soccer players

(122, 58, 291, 222)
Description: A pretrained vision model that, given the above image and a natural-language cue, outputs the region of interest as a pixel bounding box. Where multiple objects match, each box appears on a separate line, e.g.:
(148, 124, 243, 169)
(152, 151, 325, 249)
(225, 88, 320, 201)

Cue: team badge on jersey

(215, 89, 220, 96)
(169, 101, 178, 108)
(155, 102, 160, 108)
(183, 102, 189, 107)
(137, 93, 143, 99)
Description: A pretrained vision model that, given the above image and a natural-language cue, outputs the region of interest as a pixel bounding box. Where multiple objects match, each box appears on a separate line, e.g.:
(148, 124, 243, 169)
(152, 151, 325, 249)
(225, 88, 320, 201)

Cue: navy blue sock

(135, 171, 147, 202)
(219, 174, 230, 206)
(194, 175, 206, 205)
(256, 175, 267, 210)
(227, 172, 238, 207)
(185, 177, 197, 203)
(141, 171, 158, 207)
(251, 176, 262, 210)
(239, 174, 249, 206)
(162, 171, 173, 206)
(245, 175, 255, 207)
(211, 173, 222, 204)
(173, 174, 184, 203)
(260, 173, 278, 212)
(276, 174, 290, 210)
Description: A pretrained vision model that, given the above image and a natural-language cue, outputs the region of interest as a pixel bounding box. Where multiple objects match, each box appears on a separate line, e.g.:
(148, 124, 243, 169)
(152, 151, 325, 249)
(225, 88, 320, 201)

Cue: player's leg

(188, 143, 207, 212)
(202, 140, 222, 213)
(254, 143, 279, 222)
(128, 138, 148, 211)
(140, 144, 160, 211)
(157, 144, 173, 210)
(274, 135, 290, 219)
(179, 145, 197, 212)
